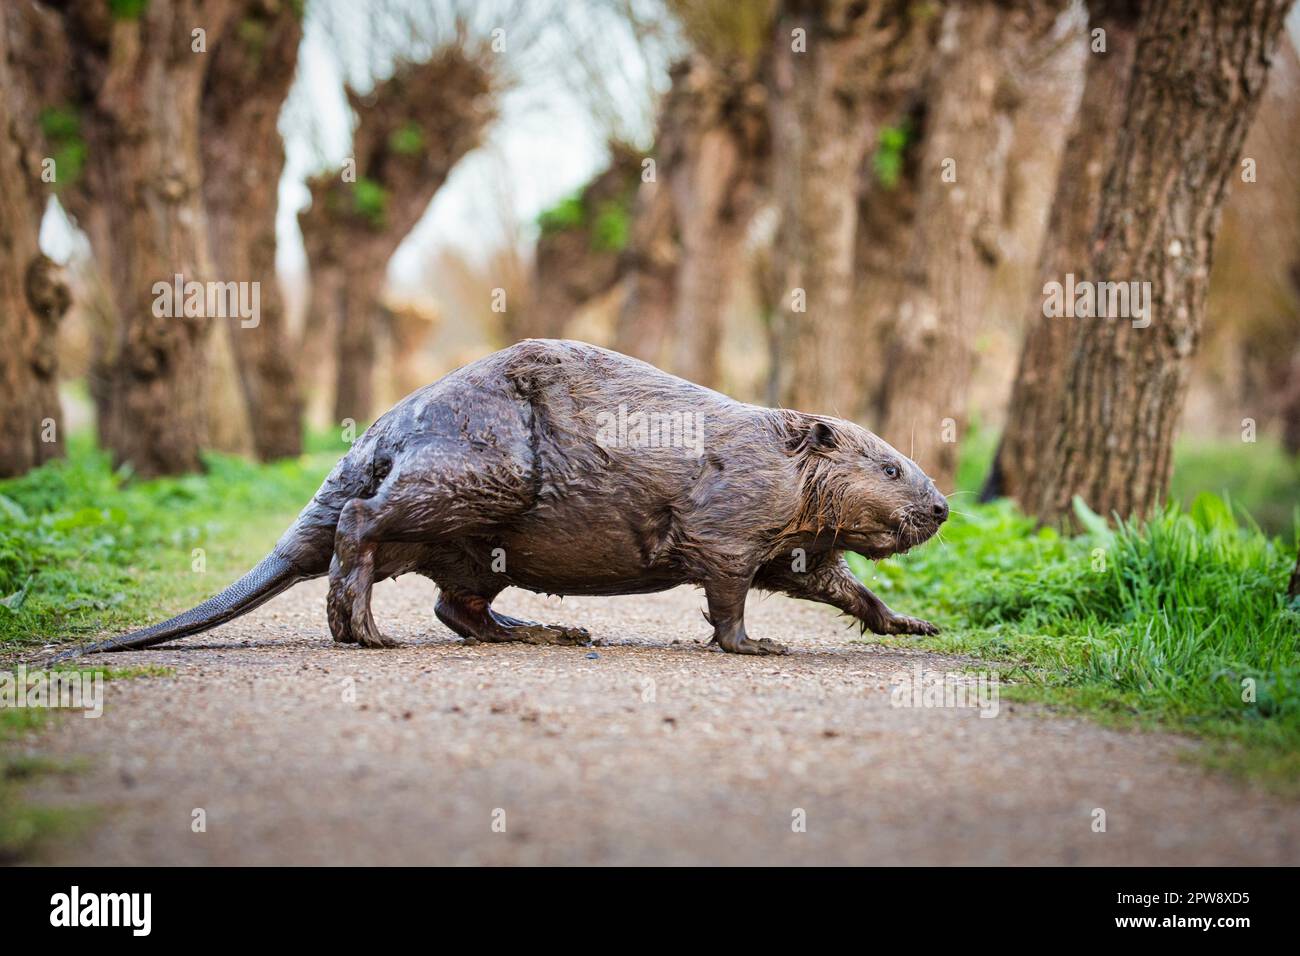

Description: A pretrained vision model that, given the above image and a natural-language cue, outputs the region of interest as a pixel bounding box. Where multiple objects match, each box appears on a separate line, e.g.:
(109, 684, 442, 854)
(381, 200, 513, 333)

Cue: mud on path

(15, 576, 1300, 865)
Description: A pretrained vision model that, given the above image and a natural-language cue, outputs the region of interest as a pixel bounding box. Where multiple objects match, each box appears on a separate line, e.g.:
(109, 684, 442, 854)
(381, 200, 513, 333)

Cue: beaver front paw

(887, 614, 939, 636)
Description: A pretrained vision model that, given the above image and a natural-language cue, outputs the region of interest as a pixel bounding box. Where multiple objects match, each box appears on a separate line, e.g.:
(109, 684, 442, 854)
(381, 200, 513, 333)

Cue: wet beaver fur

(52, 339, 948, 660)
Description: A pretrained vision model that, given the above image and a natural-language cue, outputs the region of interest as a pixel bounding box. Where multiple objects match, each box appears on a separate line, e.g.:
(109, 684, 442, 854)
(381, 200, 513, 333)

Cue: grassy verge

(851, 479, 1300, 792)
(0, 432, 344, 650)
(954, 421, 1300, 537)
(1169, 438, 1300, 537)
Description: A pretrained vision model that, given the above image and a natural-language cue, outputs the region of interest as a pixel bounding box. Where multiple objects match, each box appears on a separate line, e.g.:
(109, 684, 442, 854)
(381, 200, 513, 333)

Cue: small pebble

(585, 652, 599, 659)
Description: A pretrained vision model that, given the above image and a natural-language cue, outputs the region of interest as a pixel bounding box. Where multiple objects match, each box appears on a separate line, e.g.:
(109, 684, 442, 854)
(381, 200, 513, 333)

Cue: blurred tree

(524, 142, 642, 341)
(202, 0, 305, 460)
(381, 302, 440, 402)
(850, 104, 922, 425)
(1202, 37, 1300, 454)
(518, 0, 674, 361)
(38, 0, 243, 477)
(658, 46, 769, 389)
(873, 0, 1064, 491)
(0, 2, 71, 477)
(559, 0, 770, 387)
(1282, 353, 1300, 453)
(612, 150, 678, 365)
(299, 45, 495, 425)
(983, 0, 1141, 504)
(1033, 0, 1296, 525)
(768, 0, 929, 416)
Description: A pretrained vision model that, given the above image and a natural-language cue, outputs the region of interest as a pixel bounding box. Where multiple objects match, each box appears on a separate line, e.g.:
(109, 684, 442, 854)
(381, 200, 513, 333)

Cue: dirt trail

(17, 576, 1300, 865)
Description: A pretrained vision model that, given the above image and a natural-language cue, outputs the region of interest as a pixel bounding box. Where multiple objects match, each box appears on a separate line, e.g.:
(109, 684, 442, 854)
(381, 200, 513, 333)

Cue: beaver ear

(809, 421, 836, 450)
(786, 418, 837, 454)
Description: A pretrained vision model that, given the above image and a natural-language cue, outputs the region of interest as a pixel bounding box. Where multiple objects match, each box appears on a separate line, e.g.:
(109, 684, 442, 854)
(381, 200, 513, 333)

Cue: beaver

(50, 339, 947, 660)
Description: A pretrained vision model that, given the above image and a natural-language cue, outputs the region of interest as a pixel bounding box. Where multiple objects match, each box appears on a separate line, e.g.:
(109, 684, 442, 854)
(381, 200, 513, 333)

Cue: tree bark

(875, 2, 1059, 491)
(202, 0, 304, 460)
(1034, 0, 1295, 525)
(1290, 549, 1300, 599)
(299, 47, 495, 425)
(613, 168, 678, 366)
(769, 0, 930, 417)
(333, 269, 386, 428)
(1281, 350, 1300, 454)
(48, 0, 239, 477)
(1202, 37, 1300, 452)
(384, 303, 439, 403)
(983, 1, 1141, 503)
(851, 97, 922, 425)
(661, 54, 768, 389)
(0, 3, 70, 477)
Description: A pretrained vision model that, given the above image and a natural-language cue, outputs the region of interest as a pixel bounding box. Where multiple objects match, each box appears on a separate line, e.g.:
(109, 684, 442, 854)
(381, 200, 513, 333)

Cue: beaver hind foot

(326, 498, 403, 648)
(327, 568, 399, 648)
(435, 591, 591, 647)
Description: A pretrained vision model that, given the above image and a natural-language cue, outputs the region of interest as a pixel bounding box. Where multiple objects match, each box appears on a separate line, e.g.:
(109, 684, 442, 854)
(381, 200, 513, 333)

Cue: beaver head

(785, 414, 948, 560)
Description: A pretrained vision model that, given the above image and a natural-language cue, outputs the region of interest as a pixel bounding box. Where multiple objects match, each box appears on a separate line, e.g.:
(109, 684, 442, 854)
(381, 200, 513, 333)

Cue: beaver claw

(889, 615, 939, 636)
(723, 636, 789, 656)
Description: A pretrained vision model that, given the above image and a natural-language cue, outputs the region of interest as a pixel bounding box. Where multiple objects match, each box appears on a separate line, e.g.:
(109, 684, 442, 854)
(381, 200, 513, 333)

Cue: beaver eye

(882, 462, 900, 479)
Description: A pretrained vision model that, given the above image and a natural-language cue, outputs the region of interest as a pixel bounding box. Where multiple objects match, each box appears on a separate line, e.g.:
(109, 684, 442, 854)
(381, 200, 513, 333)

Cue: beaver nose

(931, 495, 949, 522)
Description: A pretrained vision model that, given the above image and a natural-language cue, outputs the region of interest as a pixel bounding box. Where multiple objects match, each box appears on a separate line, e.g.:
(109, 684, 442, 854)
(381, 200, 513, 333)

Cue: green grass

(1170, 438, 1300, 537)
(953, 421, 1300, 537)
(0, 432, 342, 649)
(852, 446, 1300, 791)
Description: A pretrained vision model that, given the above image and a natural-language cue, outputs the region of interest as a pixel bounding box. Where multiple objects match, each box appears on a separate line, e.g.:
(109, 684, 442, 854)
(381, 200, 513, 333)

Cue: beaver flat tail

(45, 550, 315, 664)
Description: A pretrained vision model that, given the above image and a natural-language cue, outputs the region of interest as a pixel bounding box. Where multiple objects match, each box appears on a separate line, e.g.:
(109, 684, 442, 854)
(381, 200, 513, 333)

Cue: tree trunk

(1289, 550, 1300, 599)
(73, 207, 123, 451)
(769, 0, 929, 416)
(202, 0, 304, 460)
(876, 2, 1054, 490)
(385, 304, 439, 403)
(333, 270, 385, 427)
(0, 4, 70, 476)
(300, 47, 495, 426)
(662, 55, 767, 389)
(1282, 350, 1300, 454)
(851, 99, 923, 425)
(1034, 0, 1295, 525)
(613, 169, 678, 366)
(525, 144, 641, 342)
(51, 1, 239, 477)
(1203, 37, 1300, 452)
(983, 1, 1141, 503)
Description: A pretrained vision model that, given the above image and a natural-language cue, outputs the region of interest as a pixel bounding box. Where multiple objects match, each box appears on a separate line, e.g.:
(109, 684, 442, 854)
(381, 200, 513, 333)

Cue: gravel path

(17, 576, 1300, 865)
